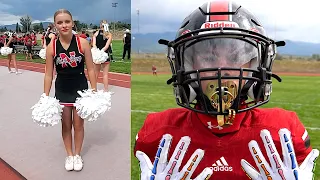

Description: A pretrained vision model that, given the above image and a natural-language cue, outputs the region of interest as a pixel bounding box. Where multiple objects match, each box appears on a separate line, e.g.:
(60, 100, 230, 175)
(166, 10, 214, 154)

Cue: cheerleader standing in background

(5, 32, 22, 74)
(92, 20, 112, 91)
(43, 23, 56, 48)
(44, 9, 97, 171)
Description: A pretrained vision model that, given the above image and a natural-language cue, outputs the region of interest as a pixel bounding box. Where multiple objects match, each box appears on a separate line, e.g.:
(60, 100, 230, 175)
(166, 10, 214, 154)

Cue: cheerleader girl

(44, 9, 97, 171)
(92, 20, 112, 91)
(43, 23, 56, 48)
(5, 32, 22, 74)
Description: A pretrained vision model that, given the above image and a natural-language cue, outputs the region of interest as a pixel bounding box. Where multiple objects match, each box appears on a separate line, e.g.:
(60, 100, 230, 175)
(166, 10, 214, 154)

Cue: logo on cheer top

(56, 51, 82, 68)
(201, 21, 240, 29)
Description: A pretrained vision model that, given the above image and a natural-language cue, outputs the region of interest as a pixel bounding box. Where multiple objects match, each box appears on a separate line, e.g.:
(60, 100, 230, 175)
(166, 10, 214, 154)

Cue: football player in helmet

(134, 0, 318, 179)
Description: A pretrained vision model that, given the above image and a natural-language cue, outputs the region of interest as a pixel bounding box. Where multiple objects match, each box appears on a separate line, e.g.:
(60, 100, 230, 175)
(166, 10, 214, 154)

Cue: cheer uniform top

(7, 36, 17, 53)
(95, 30, 112, 63)
(53, 34, 88, 106)
(45, 32, 54, 46)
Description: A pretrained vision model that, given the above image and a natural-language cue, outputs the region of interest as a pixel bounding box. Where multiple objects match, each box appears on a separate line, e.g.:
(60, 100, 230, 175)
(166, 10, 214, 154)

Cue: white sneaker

(8, 70, 15, 73)
(65, 156, 74, 171)
(73, 155, 83, 171)
(16, 71, 22, 75)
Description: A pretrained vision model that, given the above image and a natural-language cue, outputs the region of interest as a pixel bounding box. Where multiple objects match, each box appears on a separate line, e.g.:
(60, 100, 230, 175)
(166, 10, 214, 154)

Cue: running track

(0, 59, 131, 88)
(0, 60, 130, 180)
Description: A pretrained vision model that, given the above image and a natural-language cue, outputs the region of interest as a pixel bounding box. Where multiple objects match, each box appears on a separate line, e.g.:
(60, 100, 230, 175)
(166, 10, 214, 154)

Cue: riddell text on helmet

(201, 21, 240, 29)
(212, 166, 233, 172)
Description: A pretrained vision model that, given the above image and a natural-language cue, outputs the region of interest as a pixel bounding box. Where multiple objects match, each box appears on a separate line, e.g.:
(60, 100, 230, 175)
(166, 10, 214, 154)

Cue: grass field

(131, 74, 320, 179)
(131, 55, 320, 74)
(0, 39, 131, 74)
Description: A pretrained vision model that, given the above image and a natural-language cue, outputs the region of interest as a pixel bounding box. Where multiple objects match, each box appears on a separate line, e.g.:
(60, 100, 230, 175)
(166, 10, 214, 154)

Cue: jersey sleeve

(290, 112, 312, 164)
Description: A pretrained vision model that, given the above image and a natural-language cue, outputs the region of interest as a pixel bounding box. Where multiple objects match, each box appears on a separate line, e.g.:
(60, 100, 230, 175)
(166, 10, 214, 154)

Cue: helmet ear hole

(247, 82, 265, 101)
(247, 82, 255, 100)
(179, 83, 197, 104)
(188, 84, 197, 103)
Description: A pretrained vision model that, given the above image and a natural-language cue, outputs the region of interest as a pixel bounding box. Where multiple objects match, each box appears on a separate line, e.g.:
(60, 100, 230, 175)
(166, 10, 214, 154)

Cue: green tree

(20, 15, 32, 32)
(33, 24, 42, 32)
(39, 22, 44, 32)
(15, 23, 20, 32)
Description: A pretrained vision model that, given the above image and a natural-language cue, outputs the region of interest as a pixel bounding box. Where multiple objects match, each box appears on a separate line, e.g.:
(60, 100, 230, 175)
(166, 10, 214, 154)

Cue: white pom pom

(31, 93, 64, 127)
(100, 51, 109, 62)
(75, 89, 112, 122)
(91, 48, 109, 64)
(39, 48, 46, 59)
(91, 48, 102, 63)
(1, 47, 13, 56)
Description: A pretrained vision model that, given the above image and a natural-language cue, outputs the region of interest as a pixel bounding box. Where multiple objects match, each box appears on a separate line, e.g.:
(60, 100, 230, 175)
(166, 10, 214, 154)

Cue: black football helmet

(159, 0, 285, 126)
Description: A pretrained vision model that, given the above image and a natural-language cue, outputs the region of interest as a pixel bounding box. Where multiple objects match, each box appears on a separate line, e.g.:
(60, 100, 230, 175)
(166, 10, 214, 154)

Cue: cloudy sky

(0, 0, 130, 25)
(131, 0, 320, 43)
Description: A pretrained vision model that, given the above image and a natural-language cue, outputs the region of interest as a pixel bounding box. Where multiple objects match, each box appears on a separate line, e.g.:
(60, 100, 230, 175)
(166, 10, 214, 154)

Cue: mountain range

(0, 22, 51, 31)
(0, 18, 131, 31)
(132, 32, 320, 57)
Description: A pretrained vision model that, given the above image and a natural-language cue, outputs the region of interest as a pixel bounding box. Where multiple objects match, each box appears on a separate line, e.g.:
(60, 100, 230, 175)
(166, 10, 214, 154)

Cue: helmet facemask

(163, 27, 282, 127)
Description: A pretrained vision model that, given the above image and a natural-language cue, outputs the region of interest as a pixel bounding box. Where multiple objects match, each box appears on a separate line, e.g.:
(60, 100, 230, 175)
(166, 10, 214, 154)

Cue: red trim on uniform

(76, 36, 84, 54)
(60, 103, 74, 107)
(209, 0, 229, 21)
(53, 37, 56, 57)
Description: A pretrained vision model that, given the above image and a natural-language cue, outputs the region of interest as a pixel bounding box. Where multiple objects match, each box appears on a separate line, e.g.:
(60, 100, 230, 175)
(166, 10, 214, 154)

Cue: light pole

(137, 9, 140, 34)
(137, 8, 140, 54)
(112, 2, 118, 33)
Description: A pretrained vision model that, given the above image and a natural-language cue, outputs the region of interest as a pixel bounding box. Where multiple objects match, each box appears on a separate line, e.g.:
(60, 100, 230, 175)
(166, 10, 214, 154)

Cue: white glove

(136, 134, 213, 180)
(241, 128, 319, 180)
